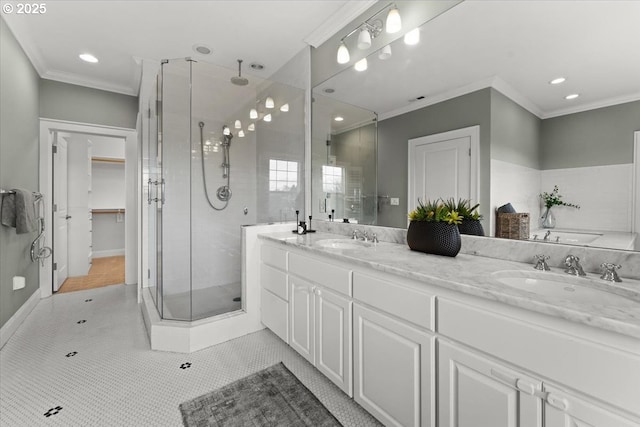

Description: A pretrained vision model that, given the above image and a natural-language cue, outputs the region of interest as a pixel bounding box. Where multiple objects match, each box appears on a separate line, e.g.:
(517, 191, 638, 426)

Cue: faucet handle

(352, 230, 358, 240)
(362, 230, 369, 242)
(372, 233, 379, 244)
(533, 254, 550, 271)
(600, 263, 622, 283)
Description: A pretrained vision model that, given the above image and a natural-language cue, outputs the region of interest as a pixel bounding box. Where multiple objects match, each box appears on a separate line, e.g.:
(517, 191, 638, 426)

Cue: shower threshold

(162, 283, 241, 321)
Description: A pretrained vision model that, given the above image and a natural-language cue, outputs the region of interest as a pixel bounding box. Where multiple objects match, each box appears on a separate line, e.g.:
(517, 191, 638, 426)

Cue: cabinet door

(261, 288, 288, 343)
(544, 384, 639, 427)
(354, 304, 432, 427)
(438, 340, 543, 427)
(289, 276, 315, 364)
(315, 287, 352, 396)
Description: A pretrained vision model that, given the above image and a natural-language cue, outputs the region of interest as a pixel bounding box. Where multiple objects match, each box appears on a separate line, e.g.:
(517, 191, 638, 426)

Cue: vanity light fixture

(565, 93, 580, 100)
(234, 120, 242, 129)
(404, 28, 420, 45)
(280, 103, 289, 112)
(336, 3, 401, 64)
(249, 108, 258, 119)
(337, 41, 350, 64)
(354, 57, 368, 72)
(79, 53, 98, 63)
(263, 113, 272, 122)
(334, 116, 344, 122)
(378, 44, 392, 60)
(248, 123, 255, 131)
(386, 6, 402, 33)
(550, 77, 566, 85)
(265, 97, 275, 109)
(238, 130, 245, 138)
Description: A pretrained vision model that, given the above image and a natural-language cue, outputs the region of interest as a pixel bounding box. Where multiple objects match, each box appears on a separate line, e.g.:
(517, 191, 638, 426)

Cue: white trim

(0, 289, 40, 349)
(491, 77, 543, 118)
(633, 132, 640, 238)
(41, 72, 139, 97)
(39, 119, 137, 299)
(303, 0, 378, 48)
(541, 93, 640, 119)
(92, 249, 126, 258)
(407, 125, 480, 215)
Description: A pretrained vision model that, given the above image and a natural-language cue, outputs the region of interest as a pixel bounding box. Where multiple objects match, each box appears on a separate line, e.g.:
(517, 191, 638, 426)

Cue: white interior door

(53, 136, 69, 291)
(408, 126, 480, 214)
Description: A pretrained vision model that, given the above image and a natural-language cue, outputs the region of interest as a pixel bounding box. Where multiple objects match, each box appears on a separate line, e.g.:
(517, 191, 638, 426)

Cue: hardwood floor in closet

(57, 256, 125, 293)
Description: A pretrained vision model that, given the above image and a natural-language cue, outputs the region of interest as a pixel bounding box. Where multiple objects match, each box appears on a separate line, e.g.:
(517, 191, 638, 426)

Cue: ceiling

(2, 0, 375, 96)
(314, 0, 640, 121)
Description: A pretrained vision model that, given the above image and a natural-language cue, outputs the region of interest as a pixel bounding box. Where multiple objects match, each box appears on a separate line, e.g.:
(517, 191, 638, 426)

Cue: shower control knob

(243, 207, 248, 215)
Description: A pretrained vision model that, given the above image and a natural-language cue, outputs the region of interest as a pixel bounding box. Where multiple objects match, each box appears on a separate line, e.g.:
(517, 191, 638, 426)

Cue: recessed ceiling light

(323, 88, 335, 94)
(334, 116, 344, 122)
(565, 93, 580, 100)
(193, 44, 212, 55)
(79, 53, 98, 63)
(250, 63, 264, 70)
(549, 77, 566, 85)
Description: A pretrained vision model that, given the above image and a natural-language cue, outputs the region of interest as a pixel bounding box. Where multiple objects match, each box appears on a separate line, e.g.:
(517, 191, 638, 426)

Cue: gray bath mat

(179, 362, 343, 426)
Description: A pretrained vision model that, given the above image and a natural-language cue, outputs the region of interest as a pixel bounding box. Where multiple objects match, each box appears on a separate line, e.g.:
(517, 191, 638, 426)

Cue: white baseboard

(0, 289, 41, 349)
(93, 249, 125, 258)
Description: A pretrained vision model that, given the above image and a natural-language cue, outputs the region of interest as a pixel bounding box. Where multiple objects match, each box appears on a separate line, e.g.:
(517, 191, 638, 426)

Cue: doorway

(407, 126, 480, 216)
(39, 120, 137, 299)
(52, 132, 128, 294)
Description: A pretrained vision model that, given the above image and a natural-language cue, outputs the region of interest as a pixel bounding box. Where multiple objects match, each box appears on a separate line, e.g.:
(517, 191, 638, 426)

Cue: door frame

(39, 119, 137, 298)
(407, 125, 480, 214)
(633, 131, 640, 237)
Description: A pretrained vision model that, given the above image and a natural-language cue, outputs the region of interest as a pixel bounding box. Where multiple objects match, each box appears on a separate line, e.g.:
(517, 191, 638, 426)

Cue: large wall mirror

(311, 0, 640, 251)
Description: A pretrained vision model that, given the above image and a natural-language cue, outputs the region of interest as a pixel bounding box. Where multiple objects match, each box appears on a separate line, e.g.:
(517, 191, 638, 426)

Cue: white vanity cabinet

(260, 244, 288, 343)
(288, 252, 353, 396)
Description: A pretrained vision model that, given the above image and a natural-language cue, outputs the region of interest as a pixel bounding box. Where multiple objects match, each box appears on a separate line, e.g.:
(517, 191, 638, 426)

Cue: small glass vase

(541, 206, 556, 228)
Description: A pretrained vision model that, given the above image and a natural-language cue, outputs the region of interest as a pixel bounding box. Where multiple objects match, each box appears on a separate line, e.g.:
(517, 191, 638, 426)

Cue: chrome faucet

(600, 263, 622, 282)
(352, 230, 369, 242)
(352, 230, 358, 240)
(564, 254, 586, 277)
(533, 254, 550, 271)
(543, 230, 552, 241)
(371, 233, 379, 244)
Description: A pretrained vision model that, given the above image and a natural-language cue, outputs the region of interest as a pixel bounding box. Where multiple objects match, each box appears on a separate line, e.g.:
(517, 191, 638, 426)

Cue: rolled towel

(1, 193, 16, 228)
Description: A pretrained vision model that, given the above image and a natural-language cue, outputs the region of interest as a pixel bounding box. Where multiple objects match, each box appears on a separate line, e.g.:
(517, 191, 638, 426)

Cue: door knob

(65, 215, 72, 219)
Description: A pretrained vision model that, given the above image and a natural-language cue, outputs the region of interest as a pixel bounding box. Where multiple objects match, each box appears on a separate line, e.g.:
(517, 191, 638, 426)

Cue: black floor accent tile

(65, 352, 78, 358)
(76, 320, 86, 324)
(180, 362, 192, 369)
(84, 299, 93, 302)
(44, 406, 62, 417)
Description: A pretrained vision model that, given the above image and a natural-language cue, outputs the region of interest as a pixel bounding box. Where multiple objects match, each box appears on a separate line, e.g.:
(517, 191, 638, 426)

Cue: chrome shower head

(230, 59, 249, 86)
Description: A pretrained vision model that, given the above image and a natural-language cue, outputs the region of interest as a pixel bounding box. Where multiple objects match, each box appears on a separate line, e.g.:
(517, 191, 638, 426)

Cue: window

(322, 165, 344, 193)
(269, 159, 298, 191)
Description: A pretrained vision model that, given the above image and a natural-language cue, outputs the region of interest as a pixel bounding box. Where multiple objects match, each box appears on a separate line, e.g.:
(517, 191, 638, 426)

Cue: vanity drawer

(261, 244, 287, 271)
(260, 263, 288, 301)
(353, 272, 433, 330)
(288, 252, 351, 296)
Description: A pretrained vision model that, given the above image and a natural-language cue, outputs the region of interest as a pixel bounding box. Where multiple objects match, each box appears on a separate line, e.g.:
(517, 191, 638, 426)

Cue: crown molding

(541, 92, 640, 119)
(41, 70, 138, 97)
(304, 0, 379, 48)
(2, 14, 47, 77)
(490, 77, 543, 118)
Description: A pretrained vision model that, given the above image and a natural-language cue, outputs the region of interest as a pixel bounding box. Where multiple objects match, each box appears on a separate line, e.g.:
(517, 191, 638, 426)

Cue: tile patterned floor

(57, 256, 125, 293)
(0, 285, 381, 426)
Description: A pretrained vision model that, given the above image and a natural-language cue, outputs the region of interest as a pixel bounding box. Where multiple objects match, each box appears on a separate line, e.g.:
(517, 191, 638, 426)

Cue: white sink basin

(314, 238, 372, 250)
(492, 271, 638, 307)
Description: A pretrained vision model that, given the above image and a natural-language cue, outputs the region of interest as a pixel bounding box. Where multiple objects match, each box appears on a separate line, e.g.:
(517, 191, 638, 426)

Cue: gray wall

(377, 88, 492, 228)
(541, 100, 640, 169)
(0, 18, 41, 329)
(490, 89, 541, 170)
(40, 79, 138, 129)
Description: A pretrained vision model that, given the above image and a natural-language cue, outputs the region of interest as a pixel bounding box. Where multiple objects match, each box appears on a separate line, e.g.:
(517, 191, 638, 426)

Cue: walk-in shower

(144, 58, 305, 322)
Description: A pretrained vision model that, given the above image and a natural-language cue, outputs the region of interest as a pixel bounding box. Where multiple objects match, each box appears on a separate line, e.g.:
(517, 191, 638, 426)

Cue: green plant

(408, 198, 463, 225)
(443, 198, 483, 220)
(540, 185, 580, 209)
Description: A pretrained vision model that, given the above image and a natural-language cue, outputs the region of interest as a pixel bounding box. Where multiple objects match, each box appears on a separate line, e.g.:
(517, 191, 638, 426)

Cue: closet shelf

(91, 157, 124, 164)
(91, 208, 125, 214)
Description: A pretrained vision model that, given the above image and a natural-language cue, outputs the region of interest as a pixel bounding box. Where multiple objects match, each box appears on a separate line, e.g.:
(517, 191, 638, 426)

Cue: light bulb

(337, 41, 350, 64)
(238, 130, 245, 137)
(386, 7, 402, 34)
(354, 57, 368, 72)
(357, 27, 372, 50)
(263, 114, 272, 122)
(223, 126, 230, 136)
(248, 123, 255, 131)
(378, 45, 392, 60)
(249, 108, 258, 119)
(404, 28, 420, 45)
(265, 97, 274, 109)
(280, 103, 289, 112)
(234, 119, 241, 129)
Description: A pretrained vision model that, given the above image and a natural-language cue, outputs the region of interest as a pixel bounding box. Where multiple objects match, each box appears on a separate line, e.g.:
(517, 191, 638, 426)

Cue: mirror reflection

(311, 0, 640, 251)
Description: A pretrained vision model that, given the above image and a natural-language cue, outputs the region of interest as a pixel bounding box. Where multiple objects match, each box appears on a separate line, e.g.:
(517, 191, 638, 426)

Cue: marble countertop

(259, 231, 640, 339)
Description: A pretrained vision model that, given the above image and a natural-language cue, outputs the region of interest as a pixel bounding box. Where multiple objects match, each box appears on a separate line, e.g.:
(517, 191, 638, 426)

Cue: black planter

(458, 219, 485, 236)
(407, 221, 461, 257)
